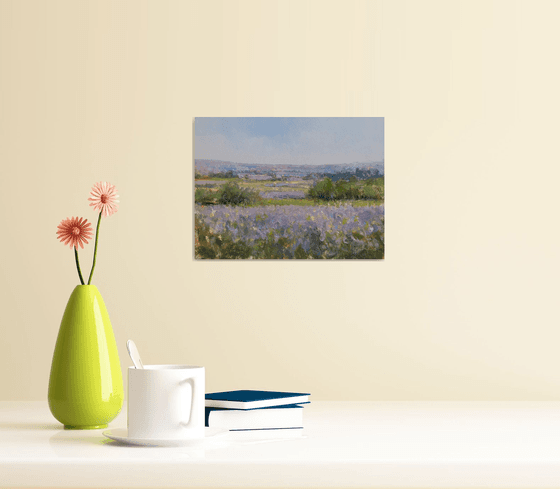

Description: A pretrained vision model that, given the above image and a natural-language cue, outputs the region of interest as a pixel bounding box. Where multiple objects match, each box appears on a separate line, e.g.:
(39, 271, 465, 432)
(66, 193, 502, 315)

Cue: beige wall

(1, 0, 559, 401)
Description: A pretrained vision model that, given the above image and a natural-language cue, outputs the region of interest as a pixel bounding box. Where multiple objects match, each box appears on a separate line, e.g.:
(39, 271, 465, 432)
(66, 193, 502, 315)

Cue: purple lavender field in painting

(194, 117, 384, 259)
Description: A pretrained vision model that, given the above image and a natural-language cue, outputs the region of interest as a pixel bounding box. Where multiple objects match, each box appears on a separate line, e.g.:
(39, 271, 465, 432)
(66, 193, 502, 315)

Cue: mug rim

(128, 364, 204, 370)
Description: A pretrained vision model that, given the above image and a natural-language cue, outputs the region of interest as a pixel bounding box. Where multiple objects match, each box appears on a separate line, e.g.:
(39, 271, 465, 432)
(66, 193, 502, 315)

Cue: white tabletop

(2, 401, 560, 488)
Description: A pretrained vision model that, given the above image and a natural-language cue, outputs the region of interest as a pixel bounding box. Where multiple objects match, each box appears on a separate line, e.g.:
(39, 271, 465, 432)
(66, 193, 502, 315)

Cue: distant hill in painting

(195, 159, 384, 180)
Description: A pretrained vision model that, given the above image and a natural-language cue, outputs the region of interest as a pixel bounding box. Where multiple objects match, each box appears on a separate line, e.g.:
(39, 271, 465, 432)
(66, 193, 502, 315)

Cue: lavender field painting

(194, 117, 384, 259)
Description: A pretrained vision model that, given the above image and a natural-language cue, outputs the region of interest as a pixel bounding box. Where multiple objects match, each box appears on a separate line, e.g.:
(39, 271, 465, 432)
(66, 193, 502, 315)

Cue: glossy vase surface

(48, 285, 123, 429)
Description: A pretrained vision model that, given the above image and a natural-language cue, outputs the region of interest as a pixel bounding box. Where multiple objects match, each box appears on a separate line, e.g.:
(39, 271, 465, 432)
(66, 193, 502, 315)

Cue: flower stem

(87, 212, 102, 285)
(74, 247, 85, 285)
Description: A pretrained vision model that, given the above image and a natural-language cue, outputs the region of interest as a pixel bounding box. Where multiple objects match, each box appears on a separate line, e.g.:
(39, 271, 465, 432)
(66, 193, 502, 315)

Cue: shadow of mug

(48, 429, 206, 458)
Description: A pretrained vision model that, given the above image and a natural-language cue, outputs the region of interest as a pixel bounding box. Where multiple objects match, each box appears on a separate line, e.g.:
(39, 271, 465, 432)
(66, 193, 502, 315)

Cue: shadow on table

(0, 421, 62, 431)
(47, 429, 305, 455)
(49, 430, 157, 448)
(48, 430, 208, 458)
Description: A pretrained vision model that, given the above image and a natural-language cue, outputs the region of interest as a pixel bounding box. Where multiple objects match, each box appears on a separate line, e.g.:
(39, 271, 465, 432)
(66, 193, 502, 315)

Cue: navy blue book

(205, 404, 304, 430)
(205, 390, 310, 410)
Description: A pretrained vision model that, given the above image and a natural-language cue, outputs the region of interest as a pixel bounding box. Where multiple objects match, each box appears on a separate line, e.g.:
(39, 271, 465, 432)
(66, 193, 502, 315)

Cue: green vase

(48, 285, 124, 429)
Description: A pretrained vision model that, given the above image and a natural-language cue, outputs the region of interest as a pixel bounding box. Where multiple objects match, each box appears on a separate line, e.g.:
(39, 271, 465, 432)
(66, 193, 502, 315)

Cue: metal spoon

(126, 340, 144, 369)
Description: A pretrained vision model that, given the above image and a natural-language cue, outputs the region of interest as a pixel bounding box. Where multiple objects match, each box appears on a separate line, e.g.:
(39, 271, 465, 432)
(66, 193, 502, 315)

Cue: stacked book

(205, 390, 310, 432)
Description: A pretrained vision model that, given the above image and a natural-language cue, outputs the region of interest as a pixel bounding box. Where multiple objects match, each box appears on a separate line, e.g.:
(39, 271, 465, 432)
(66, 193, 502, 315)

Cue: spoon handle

(126, 340, 144, 369)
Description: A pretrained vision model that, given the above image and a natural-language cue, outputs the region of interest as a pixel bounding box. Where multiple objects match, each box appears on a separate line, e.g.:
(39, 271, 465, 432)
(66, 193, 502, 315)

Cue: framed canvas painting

(194, 117, 384, 260)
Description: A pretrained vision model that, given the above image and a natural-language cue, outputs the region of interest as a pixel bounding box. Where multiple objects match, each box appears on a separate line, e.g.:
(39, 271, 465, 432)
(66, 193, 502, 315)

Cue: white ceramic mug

(128, 365, 205, 440)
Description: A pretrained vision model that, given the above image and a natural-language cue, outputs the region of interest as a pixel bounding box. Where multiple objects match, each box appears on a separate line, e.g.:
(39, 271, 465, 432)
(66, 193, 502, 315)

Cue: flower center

(72, 227, 80, 235)
(101, 194, 108, 203)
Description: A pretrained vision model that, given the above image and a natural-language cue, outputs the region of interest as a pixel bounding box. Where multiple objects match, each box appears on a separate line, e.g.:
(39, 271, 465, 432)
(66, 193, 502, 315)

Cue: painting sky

(195, 117, 384, 166)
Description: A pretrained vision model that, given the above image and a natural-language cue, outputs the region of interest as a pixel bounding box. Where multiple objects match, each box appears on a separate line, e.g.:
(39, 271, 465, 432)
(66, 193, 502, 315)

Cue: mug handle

(179, 378, 197, 427)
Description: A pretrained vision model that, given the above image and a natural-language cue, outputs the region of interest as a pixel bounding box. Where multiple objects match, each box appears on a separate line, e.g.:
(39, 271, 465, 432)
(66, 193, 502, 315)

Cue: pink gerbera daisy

(56, 217, 93, 249)
(89, 181, 119, 217)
